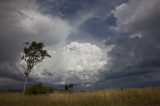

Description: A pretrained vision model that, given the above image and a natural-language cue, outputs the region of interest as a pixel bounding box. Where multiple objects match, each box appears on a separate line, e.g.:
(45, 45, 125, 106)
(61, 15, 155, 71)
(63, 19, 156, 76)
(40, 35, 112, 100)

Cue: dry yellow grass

(0, 87, 160, 106)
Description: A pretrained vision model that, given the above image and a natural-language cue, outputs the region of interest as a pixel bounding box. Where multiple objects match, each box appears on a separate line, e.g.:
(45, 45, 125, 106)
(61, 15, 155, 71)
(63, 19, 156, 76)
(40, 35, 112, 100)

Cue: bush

(26, 83, 53, 95)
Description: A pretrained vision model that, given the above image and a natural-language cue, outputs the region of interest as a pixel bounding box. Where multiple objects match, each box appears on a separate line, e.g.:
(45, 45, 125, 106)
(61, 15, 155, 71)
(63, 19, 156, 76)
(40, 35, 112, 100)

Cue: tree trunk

(23, 76, 28, 94)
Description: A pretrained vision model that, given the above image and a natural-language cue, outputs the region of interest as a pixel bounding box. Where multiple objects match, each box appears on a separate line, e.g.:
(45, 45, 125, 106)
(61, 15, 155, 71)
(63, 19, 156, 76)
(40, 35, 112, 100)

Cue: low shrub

(26, 83, 53, 95)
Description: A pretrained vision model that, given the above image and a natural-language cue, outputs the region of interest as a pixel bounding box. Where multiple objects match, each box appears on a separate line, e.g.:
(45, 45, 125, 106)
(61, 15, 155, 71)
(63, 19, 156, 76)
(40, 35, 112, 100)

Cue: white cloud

(112, 0, 160, 32)
(27, 42, 113, 84)
(18, 9, 73, 45)
(0, 0, 74, 48)
(130, 33, 142, 39)
(0, 0, 75, 62)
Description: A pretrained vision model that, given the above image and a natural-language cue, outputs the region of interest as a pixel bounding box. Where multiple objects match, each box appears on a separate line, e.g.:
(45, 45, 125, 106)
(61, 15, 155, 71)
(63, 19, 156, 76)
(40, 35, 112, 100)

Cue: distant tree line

(64, 84, 74, 91)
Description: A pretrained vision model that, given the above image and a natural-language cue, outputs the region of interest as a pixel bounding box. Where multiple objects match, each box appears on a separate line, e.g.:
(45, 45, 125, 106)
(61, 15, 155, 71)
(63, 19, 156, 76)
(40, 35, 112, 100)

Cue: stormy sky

(0, 0, 160, 90)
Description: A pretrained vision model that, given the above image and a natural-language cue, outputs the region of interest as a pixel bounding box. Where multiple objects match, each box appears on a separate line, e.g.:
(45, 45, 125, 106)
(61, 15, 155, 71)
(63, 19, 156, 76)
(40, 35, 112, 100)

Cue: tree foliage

(22, 41, 51, 76)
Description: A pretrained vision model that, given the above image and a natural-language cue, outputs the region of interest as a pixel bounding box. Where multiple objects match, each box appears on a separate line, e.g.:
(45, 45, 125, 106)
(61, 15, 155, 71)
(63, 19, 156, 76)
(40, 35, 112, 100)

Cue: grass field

(0, 87, 160, 106)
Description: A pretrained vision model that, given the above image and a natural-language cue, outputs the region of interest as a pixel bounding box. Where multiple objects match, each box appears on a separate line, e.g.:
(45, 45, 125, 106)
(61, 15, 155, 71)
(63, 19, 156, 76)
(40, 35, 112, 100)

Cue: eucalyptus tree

(21, 41, 51, 94)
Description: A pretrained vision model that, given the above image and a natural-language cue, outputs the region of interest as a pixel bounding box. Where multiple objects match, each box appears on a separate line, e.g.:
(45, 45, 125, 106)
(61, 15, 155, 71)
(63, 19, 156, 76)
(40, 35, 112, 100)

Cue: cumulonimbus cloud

(25, 42, 114, 84)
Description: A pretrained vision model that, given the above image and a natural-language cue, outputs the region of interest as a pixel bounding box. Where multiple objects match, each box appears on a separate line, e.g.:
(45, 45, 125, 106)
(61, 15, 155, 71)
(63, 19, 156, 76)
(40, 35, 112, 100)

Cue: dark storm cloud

(1, 0, 160, 89)
(0, 0, 73, 60)
(38, 0, 128, 19)
(0, 62, 24, 81)
(103, 0, 160, 86)
(0, 0, 116, 87)
(63, 0, 127, 42)
(0, 0, 73, 85)
(105, 59, 160, 81)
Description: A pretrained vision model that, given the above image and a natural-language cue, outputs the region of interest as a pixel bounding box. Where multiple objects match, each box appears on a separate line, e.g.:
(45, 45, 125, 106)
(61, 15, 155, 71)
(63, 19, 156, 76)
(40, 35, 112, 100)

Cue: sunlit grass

(0, 87, 160, 106)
